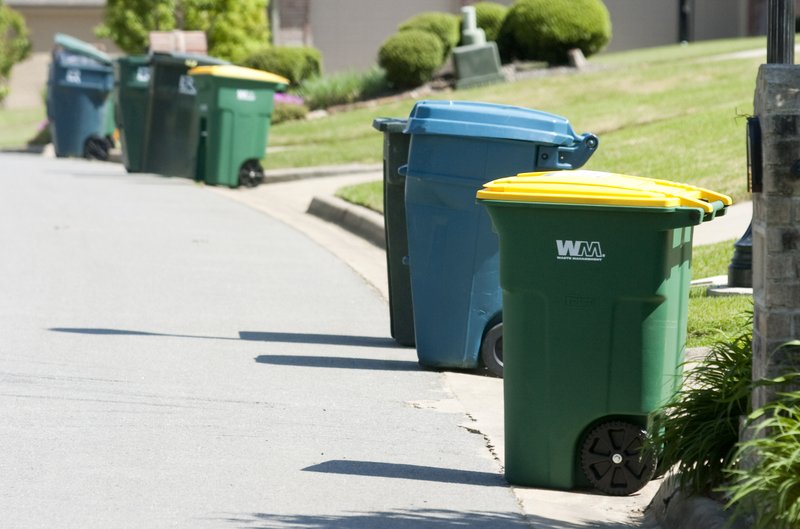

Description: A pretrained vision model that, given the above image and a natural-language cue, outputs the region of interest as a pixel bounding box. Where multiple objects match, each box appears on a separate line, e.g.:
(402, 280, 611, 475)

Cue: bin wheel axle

(580, 420, 655, 496)
(480, 322, 503, 378)
(239, 160, 265, 188)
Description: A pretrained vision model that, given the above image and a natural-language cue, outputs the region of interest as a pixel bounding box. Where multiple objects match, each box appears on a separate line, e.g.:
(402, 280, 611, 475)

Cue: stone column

(752, 64, 800, 409)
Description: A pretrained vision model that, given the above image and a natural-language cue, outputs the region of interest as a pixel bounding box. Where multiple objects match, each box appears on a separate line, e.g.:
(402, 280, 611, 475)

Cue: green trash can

(113, 55, 150, 172)
(477, 170, 732, 495)
(141, 52, 228, 178)
(372, 118, 414, 347)
(188, 65, 288, 187)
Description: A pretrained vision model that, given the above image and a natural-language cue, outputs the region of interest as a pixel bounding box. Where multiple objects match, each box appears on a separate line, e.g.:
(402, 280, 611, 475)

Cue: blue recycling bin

(403, 100, 598, 376)
(46, 33, 114, 160)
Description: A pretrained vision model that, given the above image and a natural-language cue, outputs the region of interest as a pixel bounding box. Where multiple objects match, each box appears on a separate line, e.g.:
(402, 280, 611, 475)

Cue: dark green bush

(378, 30, 443, 89)
(474, 2, 508, 42)
(242, 46, 322, 86)
(498, 0, 611, 65)
(398, 12, 459, 61)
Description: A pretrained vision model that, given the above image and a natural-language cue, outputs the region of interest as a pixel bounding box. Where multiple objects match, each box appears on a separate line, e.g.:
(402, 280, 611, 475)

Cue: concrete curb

(647, 475, 748, 529)
(306, 194, 386, 249)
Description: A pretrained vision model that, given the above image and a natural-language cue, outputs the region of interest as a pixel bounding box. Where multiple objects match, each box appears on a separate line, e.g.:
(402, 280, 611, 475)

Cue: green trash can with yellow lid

(189, 65, 288, 187)
(477, 169, 732, 495)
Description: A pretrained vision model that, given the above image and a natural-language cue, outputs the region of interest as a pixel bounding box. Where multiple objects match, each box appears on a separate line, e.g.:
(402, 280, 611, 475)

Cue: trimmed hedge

(474, 2, 508, 42)
(242, 46, 322, 86)
(498, 0, 611, 65)
(378, 30, 444, 89)
(398, 12, 460, 60)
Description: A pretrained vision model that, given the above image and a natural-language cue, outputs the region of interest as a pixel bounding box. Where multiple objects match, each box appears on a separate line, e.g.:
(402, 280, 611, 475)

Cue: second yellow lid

(189, 64, 289, 85)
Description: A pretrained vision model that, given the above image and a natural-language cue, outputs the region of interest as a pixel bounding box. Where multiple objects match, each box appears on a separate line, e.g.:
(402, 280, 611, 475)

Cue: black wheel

(480, 322, 503, 378)
(580, 420, 655, 496)
(238, 160, 264, 188)
(83, 135, 110, 161)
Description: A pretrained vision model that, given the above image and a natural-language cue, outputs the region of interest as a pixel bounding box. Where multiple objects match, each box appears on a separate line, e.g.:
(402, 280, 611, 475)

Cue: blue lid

(54, 33, 112, 65)
(405, 100, 584, 145)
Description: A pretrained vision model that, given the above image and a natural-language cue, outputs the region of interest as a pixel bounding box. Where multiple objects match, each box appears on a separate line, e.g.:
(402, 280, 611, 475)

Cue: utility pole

(751, 0, 800, 410)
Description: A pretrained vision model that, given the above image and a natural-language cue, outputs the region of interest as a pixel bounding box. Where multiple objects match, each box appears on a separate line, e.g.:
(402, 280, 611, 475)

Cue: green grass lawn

(687, 239, 752, 348)
(0, 106, 45, 149)
(269, 36, 767, 203)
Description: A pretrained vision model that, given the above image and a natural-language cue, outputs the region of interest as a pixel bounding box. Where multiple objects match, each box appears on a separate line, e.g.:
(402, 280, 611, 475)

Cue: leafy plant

(96, 0, 270, 64)
(725, 356, 800, 529)
(243, 46, 322, 86)
(498, 0, 611, 64)
(648, 317, 753, 495)
(378, 30, 443, 89)
(398, 12, 460, 61)
(298, 67, 388, 110)
(0, 1, 31, 103)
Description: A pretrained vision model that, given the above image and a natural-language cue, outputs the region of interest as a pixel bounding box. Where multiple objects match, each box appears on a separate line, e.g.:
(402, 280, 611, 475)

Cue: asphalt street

(0, 154, 530, 529)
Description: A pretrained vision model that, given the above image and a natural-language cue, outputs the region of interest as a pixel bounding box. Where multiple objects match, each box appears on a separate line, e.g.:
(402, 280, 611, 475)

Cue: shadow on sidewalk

(254, 354, 419, 371)
(240, 331, 398, 348)
(303, 459, 505, 487)
(49, 327, 400, 348)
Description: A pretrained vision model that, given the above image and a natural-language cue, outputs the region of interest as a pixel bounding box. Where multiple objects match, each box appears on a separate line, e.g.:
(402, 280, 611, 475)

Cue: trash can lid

(188, 64, 289, 86)
(405, 100, 586, 145)
(477, 170, 733, 213)
(54, 33, 111, 65)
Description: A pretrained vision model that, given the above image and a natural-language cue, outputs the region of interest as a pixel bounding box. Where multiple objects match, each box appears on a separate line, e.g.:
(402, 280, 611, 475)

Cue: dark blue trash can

(46, 33, 114, 160)
(403, 100, 598, 377)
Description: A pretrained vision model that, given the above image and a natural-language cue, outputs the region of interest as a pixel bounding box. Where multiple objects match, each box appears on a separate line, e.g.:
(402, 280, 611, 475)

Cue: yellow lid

(188, 64, 289, 85)
(477, 170, 733, 213)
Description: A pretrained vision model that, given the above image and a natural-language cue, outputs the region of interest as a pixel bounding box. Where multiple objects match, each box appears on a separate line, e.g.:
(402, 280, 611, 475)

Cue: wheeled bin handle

(702, 199, 729, 222)
(547, 133, 599, 171)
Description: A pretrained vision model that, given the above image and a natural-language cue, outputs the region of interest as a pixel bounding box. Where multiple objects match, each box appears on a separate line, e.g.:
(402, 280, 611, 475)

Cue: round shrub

(398, 12, 459, 61)
(498, 0, 611, 65)
(242, 46, 322, 86)
(474, 2, 508, 42)
(378, 30, 444, 89)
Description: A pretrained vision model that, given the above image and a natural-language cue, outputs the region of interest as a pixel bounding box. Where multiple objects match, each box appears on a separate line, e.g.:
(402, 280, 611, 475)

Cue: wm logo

(556, 240, 605, 261)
